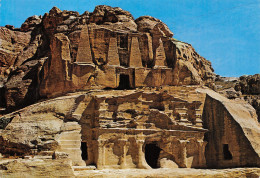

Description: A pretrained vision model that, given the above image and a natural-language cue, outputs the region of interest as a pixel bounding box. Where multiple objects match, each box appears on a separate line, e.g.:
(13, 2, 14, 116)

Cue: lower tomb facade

(67, 90, 208, 169)
(1, 87, 260, 169)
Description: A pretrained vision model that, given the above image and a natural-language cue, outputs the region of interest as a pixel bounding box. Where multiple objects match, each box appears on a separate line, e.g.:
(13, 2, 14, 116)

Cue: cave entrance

(117, 74, 131, 90)
(145, 143, 161, 168)
(223, 144, 232, 160)
(81, 142, 88, 161)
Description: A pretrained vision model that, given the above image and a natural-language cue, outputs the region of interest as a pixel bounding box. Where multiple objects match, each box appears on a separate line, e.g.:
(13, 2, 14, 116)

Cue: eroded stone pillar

(86, 141, 94, 165)
(195, 109, 203, 127)
(119, 139, 128, 169)
(96, 139, 106, 169)
(175, 108, 190, 126)
(197, 140, 207, 168)
(136, 140, 151, 169)
(179, 140, 188, 168)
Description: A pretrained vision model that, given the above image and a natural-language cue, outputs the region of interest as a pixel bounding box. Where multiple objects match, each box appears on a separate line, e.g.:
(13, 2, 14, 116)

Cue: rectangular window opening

(223, 144, 233, 160)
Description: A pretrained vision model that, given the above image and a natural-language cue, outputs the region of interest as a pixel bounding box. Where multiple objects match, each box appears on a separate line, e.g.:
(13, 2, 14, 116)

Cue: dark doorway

(81, 142, 88, 160)
(117, 74, 131, 90)
(0, 87, 6, 108)
(145, 143, 161, 168)
(223, 144, 232, 160)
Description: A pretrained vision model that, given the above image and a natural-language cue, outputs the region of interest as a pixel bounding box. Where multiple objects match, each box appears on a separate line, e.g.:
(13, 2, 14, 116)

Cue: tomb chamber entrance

(117, 74, 131, 90)
(81, 142, 88, 161)
(145, 143, 161, 168)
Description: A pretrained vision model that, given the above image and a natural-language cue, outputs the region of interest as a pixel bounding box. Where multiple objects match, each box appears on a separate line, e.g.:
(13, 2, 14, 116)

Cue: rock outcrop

(199, 88, 260, 168)
(215, 74, 260, 122)
(0, 159, 75, 177)
(0, 27, 31, 76)
(0, 5, 214, 112)
(235, 74, 260, 95)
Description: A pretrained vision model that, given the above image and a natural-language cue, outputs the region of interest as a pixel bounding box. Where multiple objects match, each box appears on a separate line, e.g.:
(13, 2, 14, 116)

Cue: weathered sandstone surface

(215, 74, 260, 122)
(0, 5, 214, 113)
(0, 5, 259, 177)
(0, 86, 259, 169)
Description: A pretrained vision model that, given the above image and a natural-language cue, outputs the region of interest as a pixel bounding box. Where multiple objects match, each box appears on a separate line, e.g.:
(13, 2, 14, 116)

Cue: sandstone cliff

(0, 5, 214, 113)
(0, 5, 259, 177)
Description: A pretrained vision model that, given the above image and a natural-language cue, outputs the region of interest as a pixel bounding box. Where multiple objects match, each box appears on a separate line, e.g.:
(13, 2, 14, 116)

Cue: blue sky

(0, 0, 259, 77)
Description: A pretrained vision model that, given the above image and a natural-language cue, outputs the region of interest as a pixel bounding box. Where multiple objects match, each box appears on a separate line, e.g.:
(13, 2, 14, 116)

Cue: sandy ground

(0, 158, 259, 177)
(74, 168, 260, 178)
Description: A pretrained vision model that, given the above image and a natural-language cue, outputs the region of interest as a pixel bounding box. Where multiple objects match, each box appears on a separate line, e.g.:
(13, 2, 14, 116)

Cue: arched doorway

(145, 143, 161, 168)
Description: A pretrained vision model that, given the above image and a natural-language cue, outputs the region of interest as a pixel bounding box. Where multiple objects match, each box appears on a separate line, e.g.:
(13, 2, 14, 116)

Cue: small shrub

(0, 117, 12, 129)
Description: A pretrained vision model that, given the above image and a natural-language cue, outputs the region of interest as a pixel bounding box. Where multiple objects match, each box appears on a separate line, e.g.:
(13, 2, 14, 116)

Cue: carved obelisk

(129, 37, 142, 67)
(107, 37, 120, 66)
(76, 25, 93, 63)
(154, 38, 166, 67)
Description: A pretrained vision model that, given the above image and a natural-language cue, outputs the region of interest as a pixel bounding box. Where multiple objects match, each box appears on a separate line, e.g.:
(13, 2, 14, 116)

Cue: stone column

(136, 140, 151, 169)
(179, 140, 188, 168)
(86, 141, 94, 165)
(119, 139, 128, 169)
(96, 139, 106, 169)
(197, 140, 207, 168)
(195, 109, 203, 127)
(175, 108, 190, 126)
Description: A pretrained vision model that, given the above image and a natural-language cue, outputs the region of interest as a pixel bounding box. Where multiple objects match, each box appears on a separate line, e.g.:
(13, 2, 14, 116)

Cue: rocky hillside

(0, 5, 214, 113)
(1, 5, 260, 177)
(215, 74, 260, 121)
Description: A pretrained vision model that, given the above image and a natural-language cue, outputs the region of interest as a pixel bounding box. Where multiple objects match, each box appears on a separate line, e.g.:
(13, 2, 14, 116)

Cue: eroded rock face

(0, 27, 31, 76)
(0, 26, 49, 112)
(90, 5, 137, 31)
(172, 40, 214, 86)
(21, 15, 42, 32)
(199, 88, 260, 168)
(0, 5, 214, 111)
(235, 74, 260, 95)
(0, 159, 75, 177)
(235, 75, 260, 122)
(215, 74, 260, 122)
(4, 59, 46, 111)
(135, 16, 173, 37)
